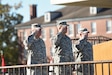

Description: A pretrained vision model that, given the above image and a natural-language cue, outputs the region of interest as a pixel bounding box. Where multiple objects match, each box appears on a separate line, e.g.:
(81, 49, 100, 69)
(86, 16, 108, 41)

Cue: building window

(44, 12, 51, 22)
(68, 24, 74, 35)
(49, 28, 54, 38)
(41, 30, 46, 39)
(106, 20, 112, 33)
(24, 31, 28, 40)
(90, 7, 97, 15)
(91, 22, 97, 34)
(20, 31, 27, 41)
(76, 24, 81, 34)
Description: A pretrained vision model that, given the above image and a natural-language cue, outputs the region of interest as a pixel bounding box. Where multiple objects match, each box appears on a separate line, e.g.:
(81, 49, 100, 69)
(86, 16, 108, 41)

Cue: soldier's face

(80, 32, 88, 39)
(35, 28, 41, 37)
(82, 32, 88, 38)
(62, 26, 67, 33)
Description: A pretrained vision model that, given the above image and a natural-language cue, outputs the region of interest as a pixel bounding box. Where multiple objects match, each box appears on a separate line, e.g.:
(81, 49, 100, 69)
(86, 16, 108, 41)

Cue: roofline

(15, 25, 31, 30)
(50, 0, 112, 8)
(15, 23, 57, 30)
(57, 15, 112, 22)
(15, 15, 112, 30)
(42, 23, 57, 27)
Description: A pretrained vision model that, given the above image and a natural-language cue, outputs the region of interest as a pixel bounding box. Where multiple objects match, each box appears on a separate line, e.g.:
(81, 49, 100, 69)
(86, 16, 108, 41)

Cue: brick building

(15, 6, 112, 64)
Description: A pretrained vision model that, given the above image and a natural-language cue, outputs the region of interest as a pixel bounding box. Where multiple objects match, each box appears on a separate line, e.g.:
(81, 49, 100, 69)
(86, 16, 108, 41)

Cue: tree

(0, 3, 23, 65)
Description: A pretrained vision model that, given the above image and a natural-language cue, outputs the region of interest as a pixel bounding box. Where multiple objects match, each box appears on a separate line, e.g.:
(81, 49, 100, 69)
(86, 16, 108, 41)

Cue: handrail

(0, 60, 112, 69)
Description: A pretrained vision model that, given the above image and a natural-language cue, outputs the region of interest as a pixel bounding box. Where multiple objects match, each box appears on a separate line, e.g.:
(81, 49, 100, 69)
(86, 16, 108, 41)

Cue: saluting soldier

(24, 23, 47, 75)
(73, 28, 94, 75)
(53, 21, 74, 75)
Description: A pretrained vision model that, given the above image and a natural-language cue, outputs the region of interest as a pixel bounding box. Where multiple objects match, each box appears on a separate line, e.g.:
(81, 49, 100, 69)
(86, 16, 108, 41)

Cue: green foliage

(0, 3, 23, 65)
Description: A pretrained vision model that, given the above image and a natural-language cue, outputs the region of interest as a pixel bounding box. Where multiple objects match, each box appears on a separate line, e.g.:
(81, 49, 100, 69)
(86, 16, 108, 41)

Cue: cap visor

(83, 31, 89, 33)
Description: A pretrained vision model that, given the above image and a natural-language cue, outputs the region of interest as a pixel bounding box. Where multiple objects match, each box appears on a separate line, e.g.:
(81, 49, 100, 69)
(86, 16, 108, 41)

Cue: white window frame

(76, 24, 81, 34)
(49, 28, 54, 38)
(68, 24, 74, 36)
(90, 7, 97, 15)
(91, 22, 97, 34)
(21, 30, 28, 42)
(41, 29, 46, 40)
(44, 12, 51, 22)
(106, 20, 112, 33)
(24, 30, 28, 40)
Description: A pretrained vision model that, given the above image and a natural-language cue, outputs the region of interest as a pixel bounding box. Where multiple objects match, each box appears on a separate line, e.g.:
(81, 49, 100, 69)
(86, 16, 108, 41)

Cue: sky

(2, 0, 65, 22)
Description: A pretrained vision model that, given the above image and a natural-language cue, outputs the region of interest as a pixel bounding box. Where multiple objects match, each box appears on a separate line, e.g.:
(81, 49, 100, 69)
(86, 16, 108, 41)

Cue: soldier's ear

(80, 33, 83, 37)
(57, 25, 62, 31)
(80, 33, 82, 36)
(59, 25, 62, 29)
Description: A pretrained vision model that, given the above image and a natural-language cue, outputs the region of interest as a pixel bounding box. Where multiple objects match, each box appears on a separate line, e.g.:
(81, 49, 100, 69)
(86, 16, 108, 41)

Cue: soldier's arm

(41, 39, 47, 58)
(25, 34, 35, 50)
(54, 32, 63, 46)
(72, 44, 79, 53)
(75, 39, 86, 51)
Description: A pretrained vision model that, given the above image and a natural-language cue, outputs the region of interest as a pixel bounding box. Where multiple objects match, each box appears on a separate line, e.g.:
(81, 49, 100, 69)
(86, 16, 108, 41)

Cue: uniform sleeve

(40, 39, 47, 63)
(41, 40, 46, 55)
(72, 44, 80, 53)
(54, 32, 63, 47)
(25, 34, 35, 50)
(75, 39, 86, 51)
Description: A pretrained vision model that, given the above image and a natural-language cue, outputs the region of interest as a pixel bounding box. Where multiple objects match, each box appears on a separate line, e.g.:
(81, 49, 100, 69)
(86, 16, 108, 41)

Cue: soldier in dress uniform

(52, 21, 74, 75)
(72, 28, 94, 75)
(24, 23, 47, 75)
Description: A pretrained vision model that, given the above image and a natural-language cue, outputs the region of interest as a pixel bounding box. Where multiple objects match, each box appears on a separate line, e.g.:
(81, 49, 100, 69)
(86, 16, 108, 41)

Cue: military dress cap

(79, 28, 89, 33)
(31, 23, 41, 29)
(58, 21, 69, 26)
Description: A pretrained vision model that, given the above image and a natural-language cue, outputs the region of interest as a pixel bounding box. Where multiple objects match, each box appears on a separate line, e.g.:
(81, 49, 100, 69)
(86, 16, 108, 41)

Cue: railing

(0, 60, 112, 75)
(72, 36, 112, 45)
